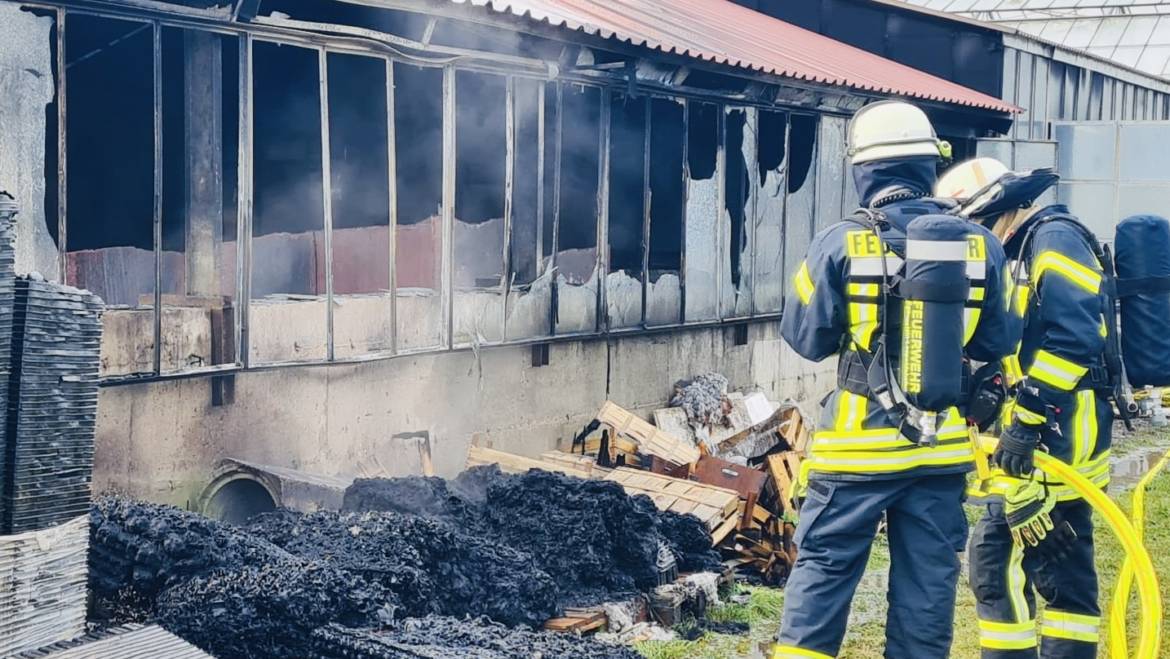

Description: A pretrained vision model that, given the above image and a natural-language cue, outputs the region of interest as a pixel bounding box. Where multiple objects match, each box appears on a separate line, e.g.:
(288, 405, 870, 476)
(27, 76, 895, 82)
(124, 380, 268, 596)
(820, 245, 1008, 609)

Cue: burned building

(0, 0, 1016, 509)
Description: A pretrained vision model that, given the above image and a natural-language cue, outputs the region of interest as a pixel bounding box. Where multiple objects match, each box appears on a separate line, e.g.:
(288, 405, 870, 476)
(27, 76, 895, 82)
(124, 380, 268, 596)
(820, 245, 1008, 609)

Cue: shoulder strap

(1024, 212, 1109, 273)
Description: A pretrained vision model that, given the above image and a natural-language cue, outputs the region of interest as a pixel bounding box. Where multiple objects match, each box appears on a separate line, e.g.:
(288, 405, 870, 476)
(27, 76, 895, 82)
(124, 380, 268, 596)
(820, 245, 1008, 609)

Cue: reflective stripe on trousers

(968, 500, 1099, 659)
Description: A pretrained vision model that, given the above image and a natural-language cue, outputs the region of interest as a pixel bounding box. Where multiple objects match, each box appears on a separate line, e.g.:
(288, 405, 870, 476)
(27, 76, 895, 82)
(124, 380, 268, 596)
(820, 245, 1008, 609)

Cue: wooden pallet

(777, 405, 812, 455)
(466, 446, 599, 479)
(543, 608, 608, 633)
(765, 451, 804, 516)
(604, 467, 738, 531)
(597, 402, 700, 466)
(538, 451, 614, 478)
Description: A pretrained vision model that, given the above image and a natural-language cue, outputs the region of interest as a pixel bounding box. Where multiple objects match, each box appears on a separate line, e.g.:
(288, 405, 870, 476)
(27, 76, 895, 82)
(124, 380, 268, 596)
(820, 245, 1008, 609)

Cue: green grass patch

(635, 586, 783, 659)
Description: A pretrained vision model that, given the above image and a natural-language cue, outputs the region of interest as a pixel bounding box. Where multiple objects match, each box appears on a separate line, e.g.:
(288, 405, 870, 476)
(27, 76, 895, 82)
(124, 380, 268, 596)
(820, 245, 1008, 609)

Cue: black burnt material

(312, 617, 642, 659)
(90, 467, 722, 658)
(156, 561, 397, 659)
(247, 509, 560, 627)
(343, 466, 724, 605)
(88, 496, 292, 615)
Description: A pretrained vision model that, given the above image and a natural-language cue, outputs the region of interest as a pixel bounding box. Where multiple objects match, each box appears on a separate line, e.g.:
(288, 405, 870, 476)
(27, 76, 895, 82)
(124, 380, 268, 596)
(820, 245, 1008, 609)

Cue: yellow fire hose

(1108, 448, 1170, 658)
(975, 436, 1163, 659)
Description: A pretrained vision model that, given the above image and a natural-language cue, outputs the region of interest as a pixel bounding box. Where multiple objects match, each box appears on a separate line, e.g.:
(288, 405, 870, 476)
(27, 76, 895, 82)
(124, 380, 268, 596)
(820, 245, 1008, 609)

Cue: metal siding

(454, 0, 1017, 113)
(1024, 53, 1037, 139)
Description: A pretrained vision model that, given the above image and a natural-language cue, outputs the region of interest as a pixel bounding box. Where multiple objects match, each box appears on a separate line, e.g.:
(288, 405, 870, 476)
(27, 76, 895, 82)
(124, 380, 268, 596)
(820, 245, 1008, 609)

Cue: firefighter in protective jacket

(772, 103, 1015, 659)
(938, 157, 1109, 659)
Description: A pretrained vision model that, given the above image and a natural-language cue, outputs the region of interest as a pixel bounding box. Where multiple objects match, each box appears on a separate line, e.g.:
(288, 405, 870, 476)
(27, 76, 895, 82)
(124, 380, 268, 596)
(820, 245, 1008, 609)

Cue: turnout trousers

(774, 473, 968, 659)
(968, 499, 1099, 659)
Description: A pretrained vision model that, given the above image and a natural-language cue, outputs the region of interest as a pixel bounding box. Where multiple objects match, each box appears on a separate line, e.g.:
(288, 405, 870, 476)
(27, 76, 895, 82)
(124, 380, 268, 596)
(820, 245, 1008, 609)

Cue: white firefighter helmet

(936, 157, 1011, 217)
(938, 157, 1059, 222)
(847, 100, 949, 165)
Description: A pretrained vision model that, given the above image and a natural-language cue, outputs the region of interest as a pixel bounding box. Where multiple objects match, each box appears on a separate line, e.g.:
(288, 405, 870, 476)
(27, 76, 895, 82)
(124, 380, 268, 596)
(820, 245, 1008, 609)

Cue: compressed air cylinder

(899, 214, 972, 412)
(1116, 214, 1170, 387)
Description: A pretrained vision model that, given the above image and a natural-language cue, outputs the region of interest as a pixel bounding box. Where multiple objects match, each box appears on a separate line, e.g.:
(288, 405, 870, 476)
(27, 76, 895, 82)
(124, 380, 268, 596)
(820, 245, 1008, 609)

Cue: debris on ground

(475, 394, 815, 588)
(156, 560, 396, 659)
(86, 386, 817, 657)
(88, 496, 291, 617)
(247, 508, 560, 626)
(342, 467, 724, 605)
(670, 373, 732, 427)
(312, 617, 643, 659)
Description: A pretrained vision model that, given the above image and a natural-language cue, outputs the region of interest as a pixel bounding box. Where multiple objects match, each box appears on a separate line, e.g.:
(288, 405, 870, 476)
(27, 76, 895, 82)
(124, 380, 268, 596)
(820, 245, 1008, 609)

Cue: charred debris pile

(89, 466, 711, 658)
(470, 381, 813, 588)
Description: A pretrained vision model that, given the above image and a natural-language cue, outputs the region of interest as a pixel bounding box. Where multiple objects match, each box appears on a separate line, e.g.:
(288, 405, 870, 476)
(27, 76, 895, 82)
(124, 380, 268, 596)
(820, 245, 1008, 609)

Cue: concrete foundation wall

(94, 323, 835, 508)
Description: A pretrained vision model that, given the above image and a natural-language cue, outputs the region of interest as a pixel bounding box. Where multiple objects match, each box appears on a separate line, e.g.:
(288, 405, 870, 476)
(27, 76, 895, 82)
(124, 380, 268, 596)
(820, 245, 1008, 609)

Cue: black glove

(994, 422, 1041, 477)
(1034, 509, 1078, 562)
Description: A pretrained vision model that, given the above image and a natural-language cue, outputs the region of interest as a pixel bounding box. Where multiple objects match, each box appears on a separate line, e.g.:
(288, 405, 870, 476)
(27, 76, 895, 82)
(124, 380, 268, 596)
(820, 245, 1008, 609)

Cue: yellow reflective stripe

(812, 430, 967, 452)
(1015, 406, 1047, 425)
(1014, 283, 1031, 317)
(963, 307, 982, 344)
(770, 645, 833, 659)
(1003, 265, 1016, 310)
(1032, 250, 1102, 294)
(834, 392, 867, 432)
(795, 262, 815, 304)
(1041, 610, 1100, 643)
(1073, 390, 1097, 464)
(1003, 353, 1024, 387)
(1027, 349, 1089, 391)
(1098, 316, 1108, 338)
(849, 301, 879, 351)
(1008, 543, 1029, 625)
(807, 444, 974, 474)
(1044, 611, 1101, 627)
(847, 282, 878, 296)
(978, 619, 1037, 650)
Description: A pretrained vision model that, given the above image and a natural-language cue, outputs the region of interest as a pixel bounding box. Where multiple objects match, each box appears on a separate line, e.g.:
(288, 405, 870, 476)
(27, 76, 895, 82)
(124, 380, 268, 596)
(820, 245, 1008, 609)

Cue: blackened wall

(731, 0, 1004, 100)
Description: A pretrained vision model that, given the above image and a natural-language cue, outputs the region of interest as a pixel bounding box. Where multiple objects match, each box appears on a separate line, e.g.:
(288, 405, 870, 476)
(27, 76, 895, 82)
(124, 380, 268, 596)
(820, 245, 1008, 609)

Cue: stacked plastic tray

(0, 277, 102, 534)
(0, 203, 19, 534)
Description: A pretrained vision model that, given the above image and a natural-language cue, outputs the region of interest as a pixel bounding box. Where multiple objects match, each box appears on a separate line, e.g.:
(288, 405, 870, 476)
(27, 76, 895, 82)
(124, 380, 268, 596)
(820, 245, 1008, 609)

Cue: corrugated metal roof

(448, 0, 1019, 113)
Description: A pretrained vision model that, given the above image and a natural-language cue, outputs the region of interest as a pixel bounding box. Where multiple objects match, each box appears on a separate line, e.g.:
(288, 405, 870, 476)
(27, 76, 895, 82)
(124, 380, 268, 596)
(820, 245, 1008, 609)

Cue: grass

(636, 427, 1170, 659)
(634, 586, 784, 659)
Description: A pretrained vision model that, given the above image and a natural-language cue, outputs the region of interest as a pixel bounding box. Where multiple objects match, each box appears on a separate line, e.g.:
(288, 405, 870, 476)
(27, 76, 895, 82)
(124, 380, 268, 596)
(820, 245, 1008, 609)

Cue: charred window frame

(37, 4, 840, 383)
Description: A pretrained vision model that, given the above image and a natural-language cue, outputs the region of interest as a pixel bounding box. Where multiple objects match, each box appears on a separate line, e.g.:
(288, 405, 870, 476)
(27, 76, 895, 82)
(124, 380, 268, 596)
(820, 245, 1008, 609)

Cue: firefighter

(937, 157, 1109, 659)
(771, 103, 1015, 659)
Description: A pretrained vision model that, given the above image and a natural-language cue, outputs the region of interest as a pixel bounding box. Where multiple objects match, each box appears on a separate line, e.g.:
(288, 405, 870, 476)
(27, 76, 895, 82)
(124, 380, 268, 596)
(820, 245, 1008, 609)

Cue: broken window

(64, 14, 157, 377)
(541, 83, 558, 264)
(393, 63, 444, 351)
(646, 98, 684, 326)
(250, 40, 326, 364)
(753, 109, 787, 314)
(684, 101, 720, 322)
(159, 27, 240, 373)
(722, 108, 755, 319)
(606, 93, 646, 329)
(327, 52, 392, 358)
(784, 114, 819, 296)
(555, 84, 601, 335)
(505, 78, 551, 340)
(453, 70, 506, 346)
